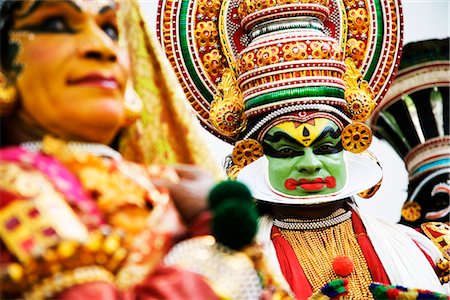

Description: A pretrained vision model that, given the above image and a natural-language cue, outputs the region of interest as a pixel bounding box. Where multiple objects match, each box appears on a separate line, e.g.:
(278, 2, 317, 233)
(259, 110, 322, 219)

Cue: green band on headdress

(245, 86, 345, 110)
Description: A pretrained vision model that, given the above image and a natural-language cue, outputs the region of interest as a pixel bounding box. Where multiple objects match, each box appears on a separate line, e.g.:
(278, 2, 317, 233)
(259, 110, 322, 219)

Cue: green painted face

(262, 118, 347, 197)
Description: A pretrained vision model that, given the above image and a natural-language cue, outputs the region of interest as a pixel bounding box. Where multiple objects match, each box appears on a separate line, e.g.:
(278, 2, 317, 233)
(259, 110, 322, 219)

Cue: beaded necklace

(20, 140, 122, 160)
(278, 213, 374, 299)
(274, 208, 351, 230)
(20, 136, 175, 289)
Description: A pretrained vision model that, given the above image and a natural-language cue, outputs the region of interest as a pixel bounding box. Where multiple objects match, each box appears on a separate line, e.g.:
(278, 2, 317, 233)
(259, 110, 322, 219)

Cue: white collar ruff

(237, 151, 382, 205)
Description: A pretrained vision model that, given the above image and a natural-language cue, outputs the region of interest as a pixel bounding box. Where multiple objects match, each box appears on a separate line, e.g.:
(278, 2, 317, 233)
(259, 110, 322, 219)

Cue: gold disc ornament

(357, 151, 382, 198)
(401, 202, 422, 222)
(341, 122, 372, 153)
(231, 139, 263, 168)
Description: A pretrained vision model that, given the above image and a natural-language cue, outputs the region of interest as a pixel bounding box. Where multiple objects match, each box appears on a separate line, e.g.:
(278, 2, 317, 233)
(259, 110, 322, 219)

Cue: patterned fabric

(0, 139, 185, 298)
(369, 282, 449, 300)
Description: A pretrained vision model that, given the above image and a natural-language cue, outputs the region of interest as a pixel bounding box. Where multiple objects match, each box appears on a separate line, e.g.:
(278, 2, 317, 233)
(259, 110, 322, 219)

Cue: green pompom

(208, 180, 252, 209)
(212, 197, 258, 250)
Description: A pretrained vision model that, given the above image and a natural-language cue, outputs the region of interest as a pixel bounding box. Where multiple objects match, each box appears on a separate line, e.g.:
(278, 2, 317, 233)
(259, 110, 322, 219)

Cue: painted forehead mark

(14, 0, 116, 19)
(274, 118, 332, 147)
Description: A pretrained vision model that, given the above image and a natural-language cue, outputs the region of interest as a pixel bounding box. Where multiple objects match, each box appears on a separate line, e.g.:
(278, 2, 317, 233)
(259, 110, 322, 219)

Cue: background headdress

(370, 38, 450, 226)
(157, 0, 402, 177)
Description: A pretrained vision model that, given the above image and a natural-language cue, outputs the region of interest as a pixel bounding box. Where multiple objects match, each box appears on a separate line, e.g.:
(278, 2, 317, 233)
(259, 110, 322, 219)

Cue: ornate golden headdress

(157, 0, 402, 178)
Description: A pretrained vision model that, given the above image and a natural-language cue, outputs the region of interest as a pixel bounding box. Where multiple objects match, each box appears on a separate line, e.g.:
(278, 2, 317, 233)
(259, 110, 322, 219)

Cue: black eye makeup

(101, 22, 119, 41)
(30, 15, 75, 33)
(313, 142, 343, 155)
(263, 142, 306, 158)
(262, 132, 306, 158)
(12, 1, 119, 41)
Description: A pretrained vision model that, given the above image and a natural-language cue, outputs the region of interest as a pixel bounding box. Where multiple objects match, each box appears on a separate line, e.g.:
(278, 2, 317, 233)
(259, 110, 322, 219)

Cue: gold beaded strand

(280, 218, 374, 299)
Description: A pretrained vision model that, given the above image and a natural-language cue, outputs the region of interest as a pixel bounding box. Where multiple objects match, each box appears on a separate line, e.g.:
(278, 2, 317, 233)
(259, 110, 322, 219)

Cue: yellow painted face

(8, 0, 128, 144)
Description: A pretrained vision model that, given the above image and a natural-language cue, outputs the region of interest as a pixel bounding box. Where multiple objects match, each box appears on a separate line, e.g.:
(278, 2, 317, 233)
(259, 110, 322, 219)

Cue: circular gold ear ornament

(401, 202, 422, 222)
(231, 139, 263, 168)
(341, 122, 372, 153)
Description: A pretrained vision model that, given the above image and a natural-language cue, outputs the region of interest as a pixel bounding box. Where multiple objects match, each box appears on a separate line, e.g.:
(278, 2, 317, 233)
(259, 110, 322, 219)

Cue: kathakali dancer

(0, 0, 239, 299)
(370, 38, 450, 283)
(158, 0, 450, 298)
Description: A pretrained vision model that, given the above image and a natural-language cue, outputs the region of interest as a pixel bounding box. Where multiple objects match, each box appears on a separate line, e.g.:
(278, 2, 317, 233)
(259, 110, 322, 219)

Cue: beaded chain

(24, 266, 114, 300)
(274, 208, 351, 230)
(20, 140, 122, 161)
(280, 217, 374, 299)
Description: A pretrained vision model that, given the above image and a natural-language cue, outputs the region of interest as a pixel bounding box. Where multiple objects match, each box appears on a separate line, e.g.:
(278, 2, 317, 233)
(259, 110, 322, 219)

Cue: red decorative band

(243, 77, 345, 99)
(238, 60, 345, 85)
(238, 37, 342, 74)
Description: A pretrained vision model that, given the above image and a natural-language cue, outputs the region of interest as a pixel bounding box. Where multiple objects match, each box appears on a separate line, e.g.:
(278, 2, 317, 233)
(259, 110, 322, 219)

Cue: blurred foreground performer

(0, 0, 243, 299)
(158, 0, 449, 298)
(370, 38, 450, 279)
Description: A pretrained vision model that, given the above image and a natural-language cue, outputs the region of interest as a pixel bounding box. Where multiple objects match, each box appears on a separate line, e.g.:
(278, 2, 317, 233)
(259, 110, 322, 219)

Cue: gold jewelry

(0, 71, 17, 116)
(24, 266, 114, 300)
(21, 138, 122, 160)
(358, 180, 382, 199)
(209, 68, 247, 137)
(227, 139, 264, 179)
(123, 82, 143, 126)
(343, 58, 375, 123)
(232, 139, 264, 168)
(401, 202, 421, 222)
(341, 122, 372, 153)
(280, 217, 374, 299)
(341, 58, 375, 154)
(357, 151, 382, 198)
(421, 222, 450, 261)
(274, 209, 351, 230)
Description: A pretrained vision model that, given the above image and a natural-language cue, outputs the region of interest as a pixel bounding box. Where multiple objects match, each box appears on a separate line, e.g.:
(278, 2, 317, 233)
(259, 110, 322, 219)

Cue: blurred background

(139, 0, 450, 222)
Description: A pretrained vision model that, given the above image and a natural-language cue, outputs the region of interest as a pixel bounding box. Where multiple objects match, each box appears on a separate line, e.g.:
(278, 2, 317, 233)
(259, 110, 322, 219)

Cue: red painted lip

(68, 73, 120, 89)
(284, 176, 336, 191)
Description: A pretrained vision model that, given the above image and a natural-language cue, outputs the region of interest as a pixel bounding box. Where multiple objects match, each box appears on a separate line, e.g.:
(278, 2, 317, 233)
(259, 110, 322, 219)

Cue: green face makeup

(262, 118, 346, 197)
